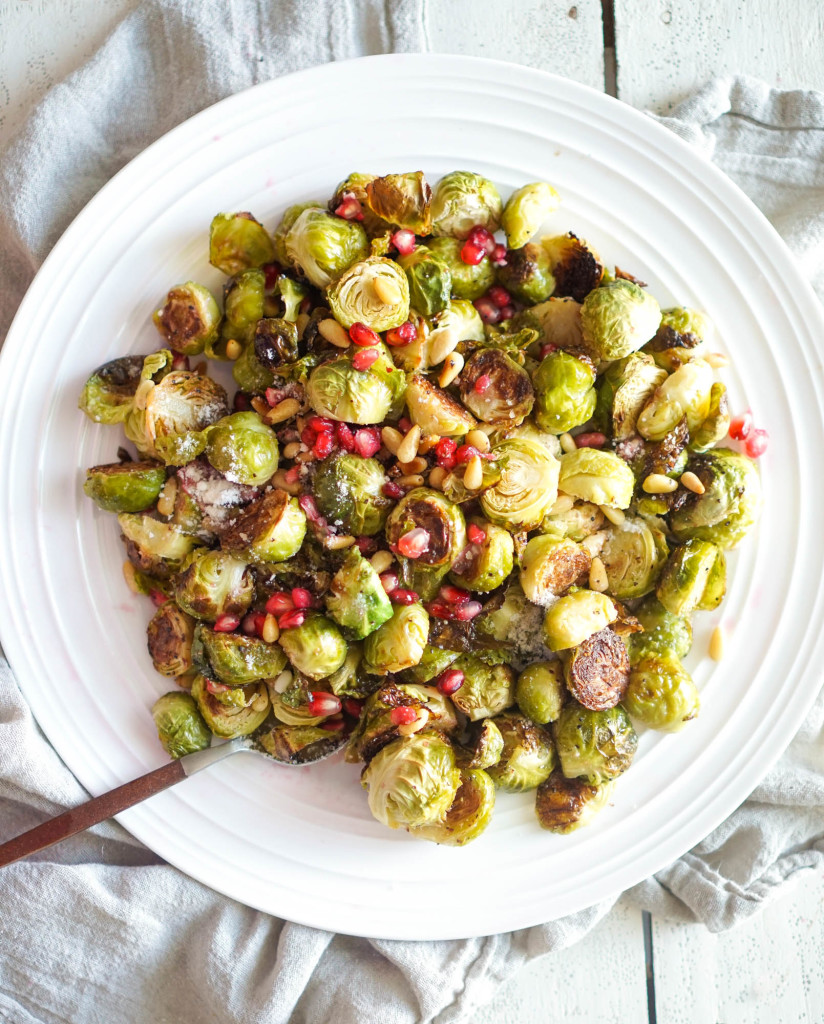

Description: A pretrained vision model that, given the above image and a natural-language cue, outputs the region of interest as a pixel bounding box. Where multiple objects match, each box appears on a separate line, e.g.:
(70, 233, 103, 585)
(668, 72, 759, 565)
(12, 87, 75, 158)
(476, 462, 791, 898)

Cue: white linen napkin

(0, 2, 822, 1016)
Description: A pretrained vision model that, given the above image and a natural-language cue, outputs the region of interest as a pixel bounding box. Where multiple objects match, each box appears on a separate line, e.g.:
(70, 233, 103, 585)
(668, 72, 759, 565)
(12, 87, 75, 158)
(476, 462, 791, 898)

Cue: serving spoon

(0, 732, 345, 868)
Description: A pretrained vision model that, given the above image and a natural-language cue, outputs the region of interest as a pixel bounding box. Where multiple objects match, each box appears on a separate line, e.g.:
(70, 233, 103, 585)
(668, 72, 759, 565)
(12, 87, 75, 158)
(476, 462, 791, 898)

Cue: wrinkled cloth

(1, 9, 823, 1018)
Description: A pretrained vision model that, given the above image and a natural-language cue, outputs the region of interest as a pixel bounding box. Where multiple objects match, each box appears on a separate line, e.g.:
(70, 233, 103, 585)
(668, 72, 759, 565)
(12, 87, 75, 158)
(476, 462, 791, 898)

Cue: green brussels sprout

(193, 624, 287, 685)
(543, 590, 617, 652)
(599, 515, 669, 599)
(698, 548, 726, 610)
(152, 282, 221, 356)
(386, 488, 467, 600)
(500, 181, 560, 249)
(327, 257, 410, 332)
(345, 681, 458, 763)
(272, 200, 325, 266)
(203, 412, 278, 487)
(540, 500, 605, 542)
(232, 318, 300, 393)
(363, 603, 430, 674)
(398, 246, 451, 316)
(460, 718, 505, 770)
(323, 643, 376, 698)
(579, 279, 661, 361)
(541, 233, 604, 303)
(565, 627, 630, 710)
(656, 539, 722, 616)
(690, 382, 731, 452)
(151, 692, 211, 758)
(220, 489, 306, 564)
(399, 645, 460, 685)
(147, 601, 196, 677)
(529, 296, 586, 355)
(495, 243, 556, 304)
(516, 661, 566, 724)
(427, 236, 495, 300)
(404, 373, 477, 437)
(532, 350, 597, 435)
(191, 674, 270, 738)
(553, 701, 638, 784)
(326, 548, 394, 639)
(285, 208, 368, 289)
(535, 769, 614, 834)
(210, 269, 266, 359)
(449, 517, 514, 593)
(481, 438, 560, 530)
(119, 513, 200, 579)
(273, 275, 310, 323)
(268, 673, 326, 726)
(279, 612, 348, 680)
(362, 732, 461, 831)
(313, 453, 392, 536)
(209, 212, 275, 276)
(174, 550, 254, 622)
(430, 171, 502, 239)
(520, 535, 590, 605)
(458, 349, 535, 426)
(636, 359, 715, 441)
(364, 171, 432, 234)
(79, 355, 146, 424)
(410, 768, 495, 846)
(597, 352, 668, 440)
(486, 711, 555, 792)
(625, 652, 700, 731)
(557, 449, 636, 509)
(629, 594, 692, 663)
(83, 461, 166, 513)
(255, 723, 346, 764)
(449, 655, 515, 721)
(307, 344, 404, 424)
(644, 306, 707, 371)
(669, 449, 761, 550)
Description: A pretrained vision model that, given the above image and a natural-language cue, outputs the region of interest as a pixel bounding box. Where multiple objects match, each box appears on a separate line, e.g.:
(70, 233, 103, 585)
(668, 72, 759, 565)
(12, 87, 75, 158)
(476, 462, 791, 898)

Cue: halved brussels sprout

(579, 279, 661, 362)
(427, 237, 495, 300)
(362, 732, 461, 830)
(346, 681, 458, 763)
(400, 645, 460, 685)
(459, 349, 535, 426)
(411, 768, 495, 846)
(532, 350, 597, 434)
(669, 448, 761, 550)
(84, 461, 166, 513)
(460, 718, 505, 770)
(540, 500, 605, 542)
(520, 536, 590, 606)
(599, 515, 668, 599)
(147, 602, 196, 677)
(204, 412, 278, 487)
(495, 243, 555, 304)
(152, 692, 211, 758)
(598, 352, 668, 441)
(272, 201, 324, 267)
(324, 643, 376, 698)
(173, 550, 254, 622)
(427, 298, 485, 356)
(449, 517, 514, 593)
(119, 513, 199, 579)
(645, 306, 707, 371)
(232, 317, 300, 393)
(307, 344, 403, 424)
(542, 233, 604, 303)
(194, 624, 286, 685)
(449, 656, 515, 721)
(543, 589, 617, 652)
(404, 373, 477, 437)
(629, 594, 692, 663)
(515, 661, 566, 724)
(209, 212, 275, 276)
(191, 673, 269, 738)
(313, 454, 392, 536)
(152, 282, 221, 356)
(398, 246, 451, 317)
(279, 612, 348, 680)
(326, 548, 394, 639)
(636, 359, 715, 441)
(625, 652, 700, 731)
(220, 489, 306, 564)
(79, 355, 145, 424)
(501, 182, 560, 250)
(365, 171, 432, 234)
(690, 382, 731, 452)
(553, 701, 637, 784)
(529, 297, 585, 354)
(363, 603, 429, 675)
(327, 257, 410, 332)
(430, 171, 502, 239)
(565, 627, 629, 710)
(386, 488, 467, 600)
(285, 208, 369, 289)
(486, 712, 555, 792)
(256, 723, 346, 764)
(535, 770, 614, 834)
(557, 449, 635, 509)
(481, 438, 560, 530)
(656, 539, 722, 616)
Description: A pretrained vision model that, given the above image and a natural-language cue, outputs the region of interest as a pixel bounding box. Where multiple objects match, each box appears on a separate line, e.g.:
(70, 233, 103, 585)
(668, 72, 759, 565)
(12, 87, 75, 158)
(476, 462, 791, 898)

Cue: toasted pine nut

(295, 449, 315, 462)
(581, 530, 608, 556)
(262, 613, 280, 644)
(589, 556, 609, 593)
(550, 494, 575, 515)
(418, 434, 441, 455)
(439, 352, 464, 388)
(271, 469, 301, 495)
(272, 669, 293, 694)
(325, 534, 356, 550)
(381, 425, 403, 455)
(464, 455, 484, 490)
(370, 550, 395, 574)
(251, 690, 270, 713)
(599, 504, 626, 526)
(396, 424, 422, 464)
(398, 456, 428, 475)
(318, 318, 351, 348)
(710, 625, 724, 661)
(225, 338, 242, 360)
(134, 379, 154, 411)
(465, 428, 491, 453)
(397, 474, 425, 488)
(680, 471, 706, 495)
(374, 276, 402, 305)
(122, 560, 140, 594)
(559, 432, 577, 454)
(429, 328, 459, 366)
(156, 476, 178, 517)
(265, 397, 301, 425)
(643, 473, 678, 494)
(705, 352, 730, 368)
(397, 708, 430, 737)
(295, 313, 310, 340)
(283, 441, 302, 459)
(428, 466, 447, 490)
(251, 396, 270, 417)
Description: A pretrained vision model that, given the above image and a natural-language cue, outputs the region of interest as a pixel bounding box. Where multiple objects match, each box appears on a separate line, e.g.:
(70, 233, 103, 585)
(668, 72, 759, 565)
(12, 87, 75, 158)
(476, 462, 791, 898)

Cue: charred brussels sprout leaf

(656, 539, 722, 616)
(599, 515, 669, 599)
(255, 723, 346, 764)
(449, 656, 515, 721)
(153, 282, 221, 356)
(535, 769, 614, 834)
(411, 768, 495, 846)
(669, 448, 761, 550)
(79, 355, 146, 424)
(495, 243, 555, 304)
(543, 590, 617, 652)
(365, 171, 432, 234)
(119, 513, 199, 579)
(147, 602, 196, 677)
(516, 661, 566, 724)
(326, 548, 394, 639)
(449, 517, 514, 593)
(486, 712, 556, 792)
(645, 306, 707, 371)
(191, 674, 269, 738)
(285, 208, 368, 289)
(558, 448, 635, 510)
(220, 489, 306, 563)
(363, 603, 429, 675)
(328, 256, 410, 332)
(152, 692, 211, 758)
(400, 645, 460, 685)
(625, 652, 700, 731)
(386, 488, 466, 600)
(204, 412, 278, 487)
(459, 349, 535, 426)
(579, 279, 661, 362)
(565, 627, 630, 710)
(279, 612, 348, 680)
(398, 247, 452, 316)
(637, 359, 715, 441)
(532, 350, 597, 435)
(542, 233, 604, 303)
(209, 212, 275, 276)
(553, 701, 637, 784)
(313, 454, 391, 536)
(194, 624, 287, 685)
(427, 236, 495, 301)
(481, 438, 560, 531)
(520, 535, 590, 606)
(404, 373, 477, 437)
(307, 344, 404, 425)
(501, 182, 560, 250)
(84, 461, 166, 513)
(430, 171, 502, 240)
(174, 550, 254, 622)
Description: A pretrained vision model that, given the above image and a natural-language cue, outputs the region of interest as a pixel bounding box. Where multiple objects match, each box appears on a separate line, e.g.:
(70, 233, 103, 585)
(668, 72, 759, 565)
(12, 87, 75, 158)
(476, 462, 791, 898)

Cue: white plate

(1, 55, 823, 940)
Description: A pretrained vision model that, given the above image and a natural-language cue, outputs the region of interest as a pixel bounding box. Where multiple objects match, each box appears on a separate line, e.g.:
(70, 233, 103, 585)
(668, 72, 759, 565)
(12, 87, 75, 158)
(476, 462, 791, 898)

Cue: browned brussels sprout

(313, 454, 392, 537)
(209, 212, 275, 276)
(385, 488, 467, 600)
(255, 723, 347, 764)
(79, 355, 146, 424)
(519, 536, 591, 606)
(119, 513, 200, 579)
(553, 701, 637, 784)
(564, 627, 630, 710)
(486, 712, 556, 792)
(152, 692, 211, 758)
(191, 673, 269, 738)
(410, 768, 495, 846)
(346, 681, 458, 764)
(542, 233, 604, 303)
(459, 718, 505, 770)
(152, 282, 221, 356)
(84, 461, 166, 513)
(220, 489, 306, 563)
(495, 243, 556, 304)
(193, 624, 286, 685)
(174, 549, 254, 622)
(404, 373, 477, 437)
(147, 601, 196, 677)
(365, 172, 432, 234)
(535, 769, 614, 834)
(458, 349, 535, 426)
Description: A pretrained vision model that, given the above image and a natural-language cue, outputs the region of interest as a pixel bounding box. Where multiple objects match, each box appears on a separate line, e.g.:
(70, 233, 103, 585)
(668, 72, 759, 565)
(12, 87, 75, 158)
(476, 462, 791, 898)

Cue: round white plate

(1, 55, 823, 940)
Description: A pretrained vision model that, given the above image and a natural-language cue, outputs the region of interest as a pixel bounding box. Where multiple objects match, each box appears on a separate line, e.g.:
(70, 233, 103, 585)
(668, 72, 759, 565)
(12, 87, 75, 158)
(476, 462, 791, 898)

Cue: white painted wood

(615, 0, 824, 113)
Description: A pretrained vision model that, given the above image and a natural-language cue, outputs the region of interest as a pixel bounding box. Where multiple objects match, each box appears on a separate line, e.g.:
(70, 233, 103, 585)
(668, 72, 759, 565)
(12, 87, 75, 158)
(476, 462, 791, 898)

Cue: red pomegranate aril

(262, 262, 281, 290)
(455, 444, 481, 465)
(397, 528, 430, 559)
(299, 495, 322, 522)
(729, 411, 754, 441)
(354, 427, 382, 458)
(498, 305, 515, 322)
(460, 241, 486, 265)
(575, 432, 607, 449)
(308, 692, 343, 716)
(382, 481, 404, 499)
(425, 601, 454, 620)
(473, 297, 500, 324)
(387, 320, 417, 346)
(455, 600, 483, 621)
(343, 698, 364, 718)
(334, 194, 364, 221)
(300, 296, 312, 314)
(436, 437, 458, 470)
(352, 347, 380, 371)
(379, 571, 400, 593)
(389, 588, 419, 605)
(149, 589, 169, 607)
(491, 243, 508, 266)
(313, 431, 335, 459)
(744, 427, 769, 458)
(284, 466, 301, 484)
(335, 422, 356, 451)
(349, 322, 380, 347)
(439, 584, 470, 605)
(291, 587, 313, 609)
(539, 343, 558, 360)
(355, 535, 377, 554)
(264, 387, 281, 407)
(474, 374, 492, 393)
(214, 614, 240, 632)
(488, 285, 511, 308)
(233, 391, 251, 411)
(205, 678, 231, 694)
(241, 613, 258, 635)
(320, 717, 346, 731)
(279, 609, 307, 630)
(390, 706, 418, 726)
(391, 229, 417, 255)
(266, 592, 294, 615)
(301, 425, 317, 447)
(437, 669, 465, 695)
(467, 523, 487, 545)
(308, 415, 334, 433)
(467, 225, 495, 253)
(398, 417, 412, 433)
(171, 353, 190, 371)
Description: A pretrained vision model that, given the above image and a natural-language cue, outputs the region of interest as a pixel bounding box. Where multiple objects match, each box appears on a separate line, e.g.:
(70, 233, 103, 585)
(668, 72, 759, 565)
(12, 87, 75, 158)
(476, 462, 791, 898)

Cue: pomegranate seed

(171, 353, 190, 371)
(439, 584, 470, 605)
(279, 609, 307, 630)
(264, 387, 280, 407)
(233, 391, 251, 411)
(468, 523, 487, 545)
(455, 444, 481, 465)
(313, 431, 335, 458)
(349, 322, 380, 347)
(474, 374, 492, 393)
(334, 193, 364, 221)
(399, 417, 413, 433)
(266, 592, 294, 615)
(241, 613, 259, 635)
(386, 321, 417, 346)
(263, 263, 281, 290)
(425, 602, 454, 620)
(389, 588, 419, 605)
(206, 678, 231, 694)
(391, 229, 417, 255)
(149, 589, 169, 607)
(379, 572, 400, 593)
(540, 343, 558, 360)
(382, 481, 404, 499)
(575, 432, 607, 449)
(214, 614, 240, 632)
(473, 297, 501, 324)
(308, 415, 333, 433)
(488, 285, 511, 308)
(397, 528, 430, 559)
(729, 412, 754, 441)
(436, 437, 458, 470)
(498, 305, 515, 321)
(308, 692, 343, 716)
(335, 422, 356, 451)
(436, 669, 465, 695)
(299, 495, 323, 523)
(355, 536, 377, 554)
(284, 466, 301, 484)
(467, 225, 495, 253)
(320, 717, 346, 731)
(455, 600, 482, 621)
(491, 243, 508, 266)
(354, 427, 382, 458)
(390, 706, 418, 726)
(343, 698, 364, 718)
(291, 587, 313, 609)
(301, 425, 317, 447)
(460, 241, 486, 265)
(352, 348, 380, 371)
(744, 428, 769, 458)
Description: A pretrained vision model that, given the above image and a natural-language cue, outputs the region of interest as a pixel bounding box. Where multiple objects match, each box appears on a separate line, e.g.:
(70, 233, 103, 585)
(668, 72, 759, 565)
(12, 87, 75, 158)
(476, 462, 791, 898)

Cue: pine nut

(709, 625, 724, 661)
(465, 428, 491, 453)
(156, 476, 178, 517)
(295, 313, 310, 340)
(273, 669, 293, 694)
(251, 396, 270, 417)
(599, 504, 626, 526)
(381, 425, 403, 455)
(397, 708, 430, 737)
(560, 432, 577, 454)
(262, 613, 280, 644)
(325, 534, 356, 550)
(417, 434, 440, 455)
(439, 352, 464, 388)
(396, 424, 422, 464)
(283, 441, 302, 459)
(318, 318, 351, 348)
(370, 550, 395, 574)
(428, 466, 447, 490)
(398, 456, 427, 475)
(581, 530, 608, 557)
(643, 473, 678, 494)
(122, 560, 140, 594)
(295, 449, 315, 462)
(550, 494, 575, 515)
(225, 338, 242, 360)
(429, 329, 459, 366)
(589, 556, 609, 593)
(397, 474, 425, 488)
(272, 469, 301, 495)
(265, 398, 301, 425)
(374, 276, 402, 305)
(705, 352, 730, 368)
(251, 690, 270, 713)
(680, 471, 706, 495)
(464, 455, 484, 490)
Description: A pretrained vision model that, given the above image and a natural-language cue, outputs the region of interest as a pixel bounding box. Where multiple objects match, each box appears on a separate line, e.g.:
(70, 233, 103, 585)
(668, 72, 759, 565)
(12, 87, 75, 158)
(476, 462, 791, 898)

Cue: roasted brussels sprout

(542, 233, 604, 303)
(598, 515, 668, 599)
(307, 344, 404, 424)
(326, 548, 394, 639)
(557, 448, 635, 509)
(459, 349, 535, 426)
(553, 701, 637, 784)
(543, 589, 617, 652)
(147, 601, 196, 677)
(427, 236, 495, 300)
(486, 712, 555, 792)
(173, 549, 254, 622)
(690, 382, 731, 452)
(460, 718, 505, 770)
(629, 594, 692, 663)
(656, 539, 723, 616)
(579, 279, 661, 361)
(346, 681, 458, 763)
(204, 412, 278, 487)
(220, 489, 306, 564)
(515, 661, 565, 724)
(329, 173, 387, 236)
(669, 448, 761, 549)
(532, 350, 597, 434)
(152, 282, 221, 356)
(152, 692, 211, 758)
(529, 296, 585, 354)
(272, 200, 324, 266)
(119, 513, 199, 579)
(565, 627, 629, 710)
(481, 438, 560, 530)
(209, 212, 275, 276)
(363, 603, 429, 675)
(449, 656, 515, 721)
(365, 171, 432, 233)
(278, 612, 348, 680)
(597, 352, 667, 440)
(386, 488, 467, 600)
(313, 454, 391, 536)
(327, 256, 410, 331)
(400, 645, 460, 685)
(256, 723, 346, 764)
(191, 673, 269, 738)
(430, 171, 502, 239)
(501, 182, 560, 250)
(427, 298, 485, 354)
(79, 355, 145, 424)
(404, 373, 477, 436)
(645, 306, 707, 371)
(84, 461, 166, 513)
(193, 624, 286, 685)
(495, 243, 555, 304)
(449, 517, 514, 592)
(541, 500, 605, 542)
(285, 208, 369, 289)
(398, 246, 451, 316)
(535, 770, 614, 834)
(411, 768, 495, 845)
(213, 268, 266, 358)
(636, 359, 715, 441)
(520, 535, 590, 605)
(625, 652, 700, 731)
(232, 316, 300, 392)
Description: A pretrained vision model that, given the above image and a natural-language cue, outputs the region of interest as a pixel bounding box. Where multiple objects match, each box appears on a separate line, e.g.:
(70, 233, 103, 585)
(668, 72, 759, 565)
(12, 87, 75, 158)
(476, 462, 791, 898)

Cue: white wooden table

(2, 2, 823, 1021)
